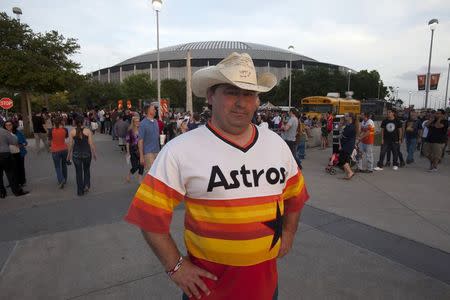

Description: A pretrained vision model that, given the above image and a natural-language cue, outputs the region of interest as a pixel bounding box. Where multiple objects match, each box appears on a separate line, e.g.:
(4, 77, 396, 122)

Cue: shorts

(338, 150, 351, 166)
(118, 137, 125, 146)
(423, 143, 445, 161)
(144, 152, 158, 173)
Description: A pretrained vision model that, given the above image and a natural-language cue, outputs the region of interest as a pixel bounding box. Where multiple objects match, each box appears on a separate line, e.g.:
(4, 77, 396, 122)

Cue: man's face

(207, 84, 259, 134)
(148, 105, 156, 117)
(410, 111, 417, 120)
(387, 111, 394, 119)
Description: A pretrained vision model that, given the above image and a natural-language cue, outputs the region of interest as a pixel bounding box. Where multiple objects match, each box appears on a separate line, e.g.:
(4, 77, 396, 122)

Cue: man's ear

(206, 88, 214, 105)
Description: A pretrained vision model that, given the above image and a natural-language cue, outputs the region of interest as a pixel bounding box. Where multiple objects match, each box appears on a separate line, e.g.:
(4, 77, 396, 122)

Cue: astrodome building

(92, 41, 351, 84)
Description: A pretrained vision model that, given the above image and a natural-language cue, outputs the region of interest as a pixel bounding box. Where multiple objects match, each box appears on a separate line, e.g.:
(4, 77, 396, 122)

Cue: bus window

(302, 104, 332, 113)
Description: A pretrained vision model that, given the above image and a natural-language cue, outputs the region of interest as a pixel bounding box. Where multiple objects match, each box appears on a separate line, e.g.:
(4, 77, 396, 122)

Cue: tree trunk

(20, 92, 33, 136)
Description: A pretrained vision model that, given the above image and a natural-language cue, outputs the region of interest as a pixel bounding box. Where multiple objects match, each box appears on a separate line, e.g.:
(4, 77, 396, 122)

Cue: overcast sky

(2, 0, 450, 107)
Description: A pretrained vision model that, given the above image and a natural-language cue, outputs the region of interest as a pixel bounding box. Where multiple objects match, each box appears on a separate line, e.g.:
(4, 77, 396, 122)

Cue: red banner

(417, 75, 426, 91)
(160, 99, 169, 116)
(430, 73, 440, 90)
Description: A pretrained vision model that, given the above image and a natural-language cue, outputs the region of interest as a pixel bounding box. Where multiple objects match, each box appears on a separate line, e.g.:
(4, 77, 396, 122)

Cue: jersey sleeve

(281, 148, 309, 214)
(124, 147, 185, 233)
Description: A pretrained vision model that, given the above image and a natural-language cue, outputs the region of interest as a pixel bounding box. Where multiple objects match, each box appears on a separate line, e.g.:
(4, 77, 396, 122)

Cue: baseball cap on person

(191, 52, 277, 98)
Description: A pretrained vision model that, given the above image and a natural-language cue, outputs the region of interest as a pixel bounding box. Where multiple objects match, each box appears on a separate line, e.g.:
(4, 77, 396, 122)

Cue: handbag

(91, 122, 99, 130)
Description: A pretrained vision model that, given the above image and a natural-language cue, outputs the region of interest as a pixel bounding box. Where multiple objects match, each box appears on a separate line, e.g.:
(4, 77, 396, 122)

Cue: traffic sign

(0, 98, 13, 110)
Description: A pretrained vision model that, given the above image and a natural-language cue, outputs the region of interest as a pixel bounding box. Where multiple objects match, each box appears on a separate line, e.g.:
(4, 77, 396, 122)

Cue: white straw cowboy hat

(192, 52, 277, 98)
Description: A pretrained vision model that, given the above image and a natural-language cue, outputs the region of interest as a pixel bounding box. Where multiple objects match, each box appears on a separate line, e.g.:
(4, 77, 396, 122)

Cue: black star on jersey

(263, 202, 284, 250)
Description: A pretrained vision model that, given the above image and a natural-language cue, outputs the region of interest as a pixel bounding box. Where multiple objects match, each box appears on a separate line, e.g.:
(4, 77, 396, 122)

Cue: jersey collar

(206, 121, 258, 153)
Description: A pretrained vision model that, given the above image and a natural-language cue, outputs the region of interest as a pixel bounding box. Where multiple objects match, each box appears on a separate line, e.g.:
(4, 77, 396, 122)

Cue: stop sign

(0, 98, 13, 110)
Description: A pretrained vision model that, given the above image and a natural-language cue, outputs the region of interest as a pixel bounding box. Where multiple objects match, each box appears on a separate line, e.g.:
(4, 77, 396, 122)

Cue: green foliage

(259, 67, 388, 107)
(161, 79, 186, 109)
(0, 12, 81, 94)
(121, 74, 156, 101)
(69, 78, 122, 109)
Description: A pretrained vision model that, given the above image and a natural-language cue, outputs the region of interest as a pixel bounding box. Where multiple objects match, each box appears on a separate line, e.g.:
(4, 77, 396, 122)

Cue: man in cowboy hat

(125, 52, 309, 300)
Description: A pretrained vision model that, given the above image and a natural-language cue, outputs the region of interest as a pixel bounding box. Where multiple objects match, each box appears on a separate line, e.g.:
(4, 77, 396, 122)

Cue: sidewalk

(0, 134, 449, 299)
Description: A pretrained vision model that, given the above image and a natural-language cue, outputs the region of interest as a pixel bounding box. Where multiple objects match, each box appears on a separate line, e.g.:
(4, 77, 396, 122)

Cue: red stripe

(284, 185, 309, 214)
(124, 197, 173, 233)
(185, 194, 280, 207)
(185, 213, 274, 240)
(142, 174, 184, 202)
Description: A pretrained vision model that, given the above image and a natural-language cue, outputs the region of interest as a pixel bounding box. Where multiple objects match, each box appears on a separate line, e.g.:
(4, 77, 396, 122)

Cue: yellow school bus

(300, 96, 361, 118)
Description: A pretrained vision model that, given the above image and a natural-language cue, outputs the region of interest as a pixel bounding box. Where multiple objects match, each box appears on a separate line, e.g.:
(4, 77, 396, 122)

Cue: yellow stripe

(135, 184, 180, 212)
(186, 201, 284, 224)
(185, 230, 280, 266)
(282, 176, 304, 200)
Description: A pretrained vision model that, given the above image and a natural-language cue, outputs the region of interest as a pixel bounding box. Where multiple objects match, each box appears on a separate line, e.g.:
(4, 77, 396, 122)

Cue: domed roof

(115, 41, 317, 66)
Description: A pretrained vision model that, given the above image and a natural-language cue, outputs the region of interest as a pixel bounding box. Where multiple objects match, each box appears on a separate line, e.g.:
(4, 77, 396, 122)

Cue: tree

(68, 78, 123, 110)
(161, 79, 186, 109)
(0, 12, 81, 133)
(121, 74, 156, 103)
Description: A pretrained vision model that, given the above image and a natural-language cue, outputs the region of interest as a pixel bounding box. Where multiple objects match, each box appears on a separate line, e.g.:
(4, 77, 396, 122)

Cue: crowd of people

(0, 102, 448, 197)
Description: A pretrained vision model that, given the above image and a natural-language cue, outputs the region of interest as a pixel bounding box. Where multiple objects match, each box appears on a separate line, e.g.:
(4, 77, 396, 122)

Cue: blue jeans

(406, 138, 417, 162)
(52, 150, 68, 184)
(72, 152, 91, 195)
(296, 139, 306, 164)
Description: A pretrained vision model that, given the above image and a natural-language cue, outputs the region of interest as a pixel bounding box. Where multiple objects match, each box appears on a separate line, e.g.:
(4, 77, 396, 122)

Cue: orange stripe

(185, 194, 281, 207)
(185, 213, 274, 240)
(142, 174, 184, 202)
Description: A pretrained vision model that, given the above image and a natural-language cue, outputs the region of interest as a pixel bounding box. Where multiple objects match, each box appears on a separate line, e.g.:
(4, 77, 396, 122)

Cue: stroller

(325, 152, 340, 175)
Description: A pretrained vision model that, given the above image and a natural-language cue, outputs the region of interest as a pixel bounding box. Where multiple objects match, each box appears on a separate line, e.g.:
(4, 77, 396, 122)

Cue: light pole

(445, 58, 450, 110)
(12, 7, 22, 21)
(377, 80, 381, 99)
(347, 70, 351, 92)
(288, 45, 294, 108)
(424, 18, 438, 109)
(396, 87, 399, 100)
(408, 91, 412, 107)
(151, 0, 162, 119)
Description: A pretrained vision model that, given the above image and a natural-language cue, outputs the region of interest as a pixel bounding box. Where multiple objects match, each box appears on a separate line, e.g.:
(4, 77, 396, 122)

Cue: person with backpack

(49, 117, 69, 189)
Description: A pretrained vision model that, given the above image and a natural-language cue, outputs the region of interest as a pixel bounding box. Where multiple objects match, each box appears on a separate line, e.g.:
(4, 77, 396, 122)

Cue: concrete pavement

(0, 132, 449, 299)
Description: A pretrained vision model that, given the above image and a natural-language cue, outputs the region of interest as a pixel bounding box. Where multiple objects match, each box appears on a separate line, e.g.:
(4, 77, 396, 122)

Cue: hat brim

(192, 66, 277, 98)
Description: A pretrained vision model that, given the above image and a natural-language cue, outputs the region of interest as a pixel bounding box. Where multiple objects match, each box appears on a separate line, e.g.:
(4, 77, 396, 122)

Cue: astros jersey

(125, 122, 309, 299)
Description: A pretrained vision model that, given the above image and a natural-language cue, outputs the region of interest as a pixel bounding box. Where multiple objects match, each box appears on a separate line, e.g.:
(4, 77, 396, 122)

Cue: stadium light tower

(424, 18, 438, 109)
(288, 45, 294, 108)
(151, 0, 162, 119)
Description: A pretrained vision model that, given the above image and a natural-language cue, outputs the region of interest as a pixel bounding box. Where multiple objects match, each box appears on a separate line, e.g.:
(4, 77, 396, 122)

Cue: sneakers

(427, 168, 437, 172)
(399, 161, 406, 168)
(392, 166, 399, 171)
(374, 167, 383, 171)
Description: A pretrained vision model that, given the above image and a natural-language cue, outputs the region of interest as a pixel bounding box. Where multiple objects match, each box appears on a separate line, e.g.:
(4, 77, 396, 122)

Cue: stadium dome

(92, 41, 349, 84)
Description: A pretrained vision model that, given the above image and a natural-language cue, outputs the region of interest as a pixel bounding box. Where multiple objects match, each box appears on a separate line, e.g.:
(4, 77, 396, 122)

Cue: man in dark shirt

(32, 111, 49, 153)
(423, 109, 448, 171)
(374, 109, 403, 171)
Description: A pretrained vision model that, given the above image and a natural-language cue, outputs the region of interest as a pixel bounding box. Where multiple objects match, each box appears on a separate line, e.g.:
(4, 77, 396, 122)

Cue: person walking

(339, 113, 358, 179)
(138, 104, 160, 173)
(281, 108, 299, 163)
(125, 116, 144, 183)
(49, 117, 69, 189)
(32, 110, 49, 153)
(67, 117, 97, 196)
(4, 120, 28, 186)
(357, 112, 375, 173)
(423, 109, 448, 171)
(115, 115, 129, 153)
(125, 52, 309, 300)
(0, 124, 28, 198)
